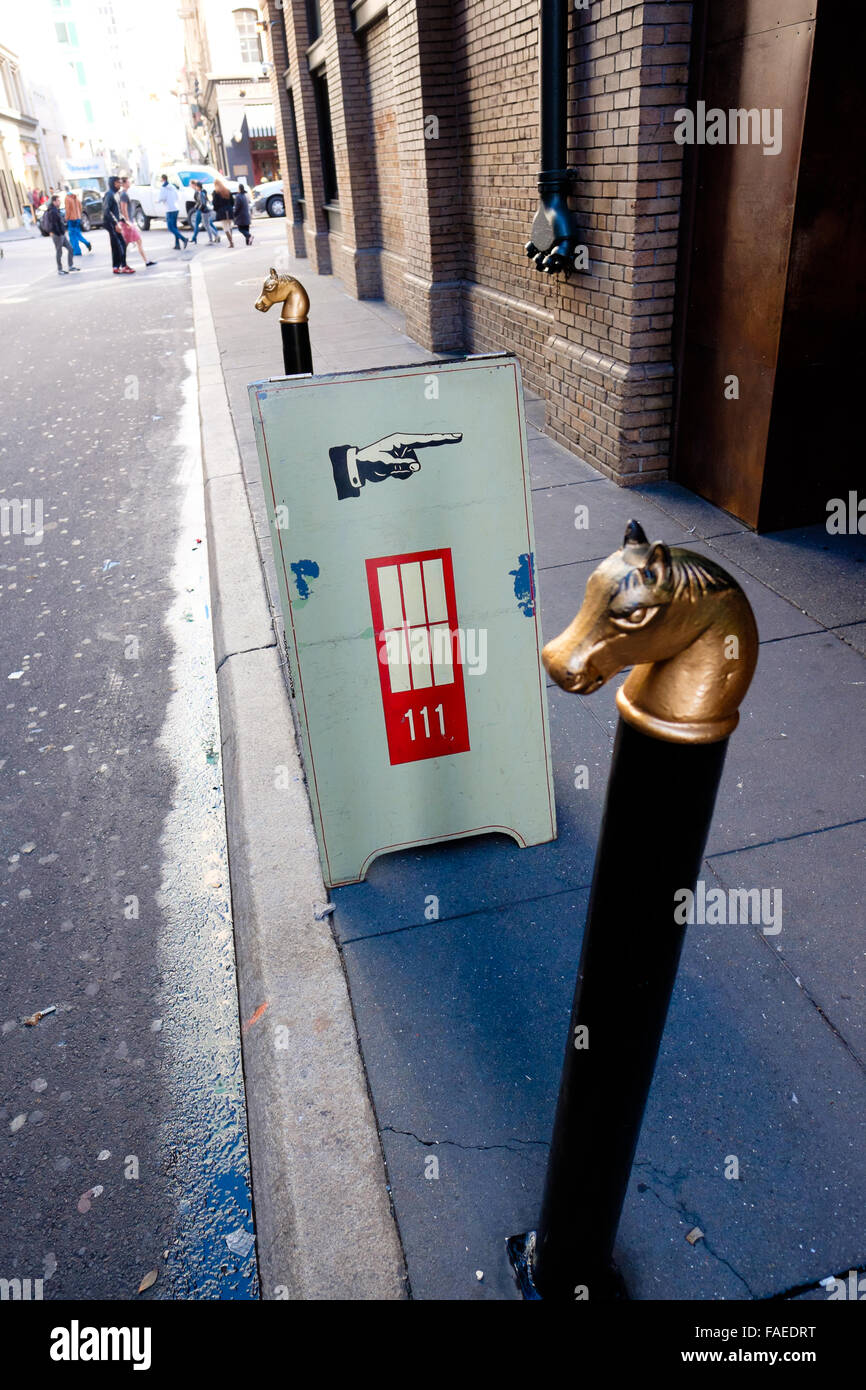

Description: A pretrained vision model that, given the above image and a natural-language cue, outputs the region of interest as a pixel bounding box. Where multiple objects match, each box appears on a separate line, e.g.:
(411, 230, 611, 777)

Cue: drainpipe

(525, 0, 585, 276)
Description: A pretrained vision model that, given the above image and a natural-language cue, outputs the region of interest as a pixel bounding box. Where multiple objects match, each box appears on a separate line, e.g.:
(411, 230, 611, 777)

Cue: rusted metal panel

(759, 0, 866, 529)
(707, 0, 816, 48)
(674, 5, 815, 526)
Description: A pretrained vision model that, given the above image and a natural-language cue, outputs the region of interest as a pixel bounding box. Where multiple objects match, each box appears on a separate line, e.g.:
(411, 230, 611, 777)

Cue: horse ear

(644, 541, 672, 585)
(623, 519, 648, 548)
(269, 266, 277, 276)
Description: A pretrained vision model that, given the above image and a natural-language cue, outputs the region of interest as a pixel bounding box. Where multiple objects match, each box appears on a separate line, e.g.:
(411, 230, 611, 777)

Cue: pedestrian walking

(233, 184, 253, 246)
(118, 177, 133, 227)
(42, 195, 80, 276)
(63, 188, 92, 256)
(212, 180, 235, 247)
(191, 182, 219, 244)
(119, 178, 156, 268)
(157, 174, 188, 249)
(103, 176, 134, 275)
(189, 180, 202, 242)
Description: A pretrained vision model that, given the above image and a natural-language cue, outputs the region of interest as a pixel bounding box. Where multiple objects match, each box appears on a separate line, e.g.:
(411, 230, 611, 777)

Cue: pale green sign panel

(248, 353, 556, 887)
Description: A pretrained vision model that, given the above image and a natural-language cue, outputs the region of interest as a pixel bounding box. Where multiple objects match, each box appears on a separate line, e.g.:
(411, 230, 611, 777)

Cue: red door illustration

(366, 548, 471, 766)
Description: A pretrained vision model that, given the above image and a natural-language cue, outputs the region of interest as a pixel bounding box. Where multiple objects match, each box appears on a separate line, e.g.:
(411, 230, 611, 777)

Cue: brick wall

(275, 0, 694, 485)
(458, 0, 691, 484)
(365, 14, 405, 309)
(264, 0, 305, 257)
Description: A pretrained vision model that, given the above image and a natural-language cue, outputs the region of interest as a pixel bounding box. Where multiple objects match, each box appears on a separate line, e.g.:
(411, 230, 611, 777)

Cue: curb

(189, 259, 408, 1300)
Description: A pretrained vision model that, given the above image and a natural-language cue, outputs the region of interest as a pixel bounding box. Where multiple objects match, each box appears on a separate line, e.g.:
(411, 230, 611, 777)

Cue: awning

(245, 105, 275, 139)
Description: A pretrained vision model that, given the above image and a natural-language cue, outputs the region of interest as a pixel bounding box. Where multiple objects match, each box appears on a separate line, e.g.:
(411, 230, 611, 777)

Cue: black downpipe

(525, 0, 584, 276)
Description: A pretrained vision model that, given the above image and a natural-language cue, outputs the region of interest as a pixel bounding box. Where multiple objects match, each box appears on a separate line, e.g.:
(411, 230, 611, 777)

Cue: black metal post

(510, 717, 729, 1300)
(280, 319, 313, 376)
(540, 0, 568, 173)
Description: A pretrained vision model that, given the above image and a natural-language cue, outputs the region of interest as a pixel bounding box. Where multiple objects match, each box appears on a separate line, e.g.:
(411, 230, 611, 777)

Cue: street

(0, 225, 256, 1300)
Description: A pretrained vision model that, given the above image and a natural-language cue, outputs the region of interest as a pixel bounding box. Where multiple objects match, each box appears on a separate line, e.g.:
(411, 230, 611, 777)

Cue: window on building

(55, 21, 69, 42)
(234, 9, 263, 65)
(305, 0, 322, 40)
(313, 70, 338, 204)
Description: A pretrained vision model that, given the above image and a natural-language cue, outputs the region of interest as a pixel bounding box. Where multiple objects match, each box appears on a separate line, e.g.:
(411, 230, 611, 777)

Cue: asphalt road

(0, 226, 256, 1300)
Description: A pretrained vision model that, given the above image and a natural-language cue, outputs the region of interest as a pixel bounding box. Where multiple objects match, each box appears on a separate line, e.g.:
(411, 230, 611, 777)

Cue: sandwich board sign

(248, 352, 556, 887)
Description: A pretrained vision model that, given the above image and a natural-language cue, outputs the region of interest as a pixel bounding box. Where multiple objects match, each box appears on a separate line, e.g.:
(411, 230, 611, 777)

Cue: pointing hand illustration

(330, 432, 463, 499)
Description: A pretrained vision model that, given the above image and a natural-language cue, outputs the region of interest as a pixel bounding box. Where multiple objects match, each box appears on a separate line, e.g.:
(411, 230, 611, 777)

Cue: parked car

(37, 187, 105, 235)
(251, 179, 286, 218)
(127, 165, 238, 231)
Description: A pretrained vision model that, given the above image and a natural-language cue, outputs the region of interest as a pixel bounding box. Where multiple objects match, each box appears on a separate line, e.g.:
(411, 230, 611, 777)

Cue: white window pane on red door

(384, 628, 411, 693)
(422, 558, 448, 623)
(377, 564, 403, 630)
(408, 626, 433, 689)
(430, 623, 454, 685)
(399, 561, 425, 625)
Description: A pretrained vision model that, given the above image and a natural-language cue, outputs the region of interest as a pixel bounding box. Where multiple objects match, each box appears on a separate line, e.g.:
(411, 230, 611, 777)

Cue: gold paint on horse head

(254, 268, 310, 324)
(541, 520, 758, 744)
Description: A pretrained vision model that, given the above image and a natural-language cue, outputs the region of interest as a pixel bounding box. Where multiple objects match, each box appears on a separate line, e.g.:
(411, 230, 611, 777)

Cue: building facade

(0, 44, 51, 229)
(262, 0, 860, 531)
(181, 0, 278, 183)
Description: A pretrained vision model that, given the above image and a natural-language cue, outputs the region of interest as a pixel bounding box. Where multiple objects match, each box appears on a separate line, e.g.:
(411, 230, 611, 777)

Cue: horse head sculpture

(542, 520, 758, 743)
(254, 268, 310, 324)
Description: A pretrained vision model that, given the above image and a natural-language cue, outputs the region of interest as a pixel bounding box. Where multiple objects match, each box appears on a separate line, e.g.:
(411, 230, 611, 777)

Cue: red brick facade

(264, 0, 694, 486)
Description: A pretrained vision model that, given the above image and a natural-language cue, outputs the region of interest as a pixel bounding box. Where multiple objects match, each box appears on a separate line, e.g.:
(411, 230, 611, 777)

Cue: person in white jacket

(157, 175, 188, 249)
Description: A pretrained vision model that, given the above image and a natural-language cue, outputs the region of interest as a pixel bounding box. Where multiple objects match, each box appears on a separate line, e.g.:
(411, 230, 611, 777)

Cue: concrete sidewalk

(198, 221, 866, 1301)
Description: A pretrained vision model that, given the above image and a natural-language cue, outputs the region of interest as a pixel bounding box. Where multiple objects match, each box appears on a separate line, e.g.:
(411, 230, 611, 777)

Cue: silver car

(251, 180, 286, 218)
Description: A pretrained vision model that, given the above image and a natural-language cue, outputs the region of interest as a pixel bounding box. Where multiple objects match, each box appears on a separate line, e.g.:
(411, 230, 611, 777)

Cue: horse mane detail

(669, 550, 731, 603)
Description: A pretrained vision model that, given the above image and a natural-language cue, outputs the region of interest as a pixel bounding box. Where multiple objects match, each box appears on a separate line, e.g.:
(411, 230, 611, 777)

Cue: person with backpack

(42, 195, 79, 276)
(212, 180, 235, 247)
(191, 181, 219, 244)
(233, 184, 253, 246)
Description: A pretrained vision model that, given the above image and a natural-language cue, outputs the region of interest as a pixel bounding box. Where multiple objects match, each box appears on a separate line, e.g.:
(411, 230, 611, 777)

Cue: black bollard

(253, 269, 313, 375)
(509, 519, 758, 1300)
(280, 319, 313, 377)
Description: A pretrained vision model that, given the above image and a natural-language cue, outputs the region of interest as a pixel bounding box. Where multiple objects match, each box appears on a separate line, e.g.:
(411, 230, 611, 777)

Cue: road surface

(0, 225, 257, 1300)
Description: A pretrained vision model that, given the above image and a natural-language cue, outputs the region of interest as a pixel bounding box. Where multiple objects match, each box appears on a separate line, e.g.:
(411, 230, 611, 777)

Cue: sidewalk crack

(382, 1125, 549, 1156)
(633, 1162, 757, 1298)
(215, 639, 276, 673)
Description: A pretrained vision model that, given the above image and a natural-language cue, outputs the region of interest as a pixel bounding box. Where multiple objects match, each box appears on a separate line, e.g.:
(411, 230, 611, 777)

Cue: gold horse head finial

(542, 520, 758, 744)
(254, 268, 311, 324)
